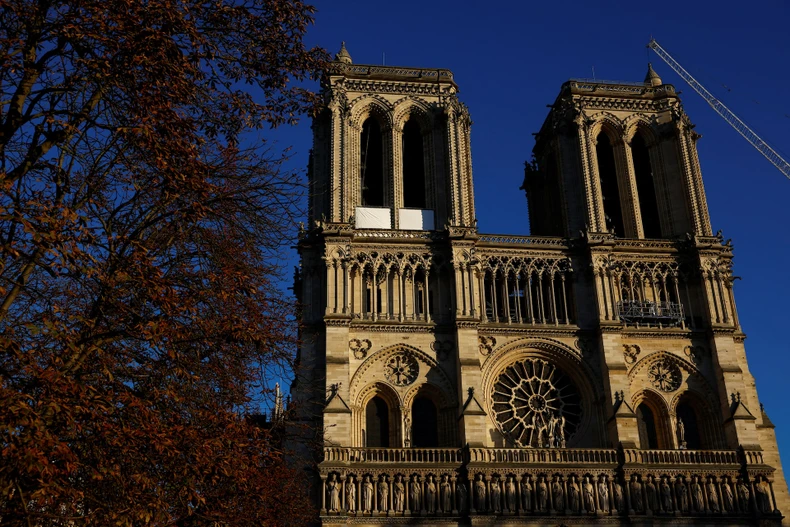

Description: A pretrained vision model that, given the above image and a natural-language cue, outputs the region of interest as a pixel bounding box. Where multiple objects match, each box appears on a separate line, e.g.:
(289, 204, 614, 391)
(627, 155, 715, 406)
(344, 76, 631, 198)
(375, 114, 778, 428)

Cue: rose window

(648, 359, 681, 392)
(383, 353, 418, 386)
(491, 357, 582, 448)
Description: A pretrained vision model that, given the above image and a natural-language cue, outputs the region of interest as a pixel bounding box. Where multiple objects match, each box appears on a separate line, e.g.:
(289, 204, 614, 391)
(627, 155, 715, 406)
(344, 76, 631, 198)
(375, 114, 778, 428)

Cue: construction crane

(647, 39, 790, 181)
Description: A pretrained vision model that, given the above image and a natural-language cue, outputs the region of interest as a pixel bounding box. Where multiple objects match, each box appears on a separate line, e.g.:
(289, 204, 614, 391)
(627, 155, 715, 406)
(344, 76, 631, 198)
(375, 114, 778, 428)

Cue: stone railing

(323, 447, 463, 465)
(468, 447, 617, 465)
(623, 448, 740, 466)
(477, 234, 569, 247)
(318, 446, 781, 522)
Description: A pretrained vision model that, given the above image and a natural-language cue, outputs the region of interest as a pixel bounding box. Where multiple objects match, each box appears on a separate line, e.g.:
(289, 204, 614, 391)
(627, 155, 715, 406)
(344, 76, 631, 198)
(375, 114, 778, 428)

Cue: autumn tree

(0, 0, 328, 524)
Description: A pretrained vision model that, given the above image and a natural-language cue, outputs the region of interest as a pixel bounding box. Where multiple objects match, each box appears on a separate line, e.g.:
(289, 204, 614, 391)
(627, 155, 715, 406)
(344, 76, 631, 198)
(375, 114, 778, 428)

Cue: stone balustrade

(623, 448, 740, 466)
(319, 446, 781, 522)
(468, 447, 618, 465)
(323, 446, 463, 465)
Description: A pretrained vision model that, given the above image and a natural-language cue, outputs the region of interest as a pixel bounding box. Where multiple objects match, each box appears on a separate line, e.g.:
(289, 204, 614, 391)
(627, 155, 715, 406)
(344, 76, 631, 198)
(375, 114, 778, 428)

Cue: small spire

(335, 41, 352, 64)
(644, 62, 662, 87)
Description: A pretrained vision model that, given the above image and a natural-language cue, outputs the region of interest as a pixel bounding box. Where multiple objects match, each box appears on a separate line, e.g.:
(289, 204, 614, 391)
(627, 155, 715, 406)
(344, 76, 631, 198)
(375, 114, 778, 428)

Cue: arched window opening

(365, 396, 390, 447)
(637, 403, 659, 449)
(411, 397, 438, 447)
(632, 133, 662, 238)
(596, 133, 625, 236)
(676, 401, 703, 449)
(402, 119, 426, 209)
(543, 154, 564, 236)
(361, 118, 385, 207)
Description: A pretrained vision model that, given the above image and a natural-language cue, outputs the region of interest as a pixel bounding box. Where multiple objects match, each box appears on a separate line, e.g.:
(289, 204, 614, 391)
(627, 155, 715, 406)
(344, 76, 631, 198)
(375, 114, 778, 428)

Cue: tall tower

(299, 48, 788, 525)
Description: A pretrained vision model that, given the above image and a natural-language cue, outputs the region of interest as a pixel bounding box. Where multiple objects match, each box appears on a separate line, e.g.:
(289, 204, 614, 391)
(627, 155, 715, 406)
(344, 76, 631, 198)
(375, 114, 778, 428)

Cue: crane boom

(647, 39, 790, 181)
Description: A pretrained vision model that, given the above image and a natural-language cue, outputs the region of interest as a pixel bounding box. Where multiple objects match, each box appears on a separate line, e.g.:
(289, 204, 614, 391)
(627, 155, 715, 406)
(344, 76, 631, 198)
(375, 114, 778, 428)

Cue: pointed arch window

(631, 132, 662, 238)
(596, 132, 625, 236)
(402, 118, 426, 209)
(365, 396, 390, 447)
(361, 117, 385, 207)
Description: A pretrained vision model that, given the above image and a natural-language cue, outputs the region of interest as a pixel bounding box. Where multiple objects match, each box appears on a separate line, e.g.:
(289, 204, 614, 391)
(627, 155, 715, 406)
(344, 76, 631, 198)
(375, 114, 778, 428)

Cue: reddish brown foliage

(0, 0, 328, 524)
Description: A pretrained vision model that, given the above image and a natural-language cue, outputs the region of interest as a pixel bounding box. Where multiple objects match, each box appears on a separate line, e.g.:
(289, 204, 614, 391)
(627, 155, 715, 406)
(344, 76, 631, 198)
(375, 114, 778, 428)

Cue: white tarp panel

(355, 207, 392, 229)
(398, 208, 434, 231)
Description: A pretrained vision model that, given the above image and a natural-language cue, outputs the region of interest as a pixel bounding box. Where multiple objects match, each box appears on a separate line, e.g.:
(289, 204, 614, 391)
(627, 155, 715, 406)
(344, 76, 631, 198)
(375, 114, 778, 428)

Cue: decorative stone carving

(383, 352, 418, 386)
(456, 480, 467, 512)
(647, 359, 682, 392)
(349, 338, 372, 359)
(431, 340, 452, 361)
(660, 477, 672, 512)
(327, 473, 340, 512)
(378, 475, 389, 511)
(598, 477, 609, 512)
(410, 476, 422, 511)
(440, 475, 451, 512)
(574, 336, 596, 356)
(623, 343, 641, 364)
(474, 474, 486, 511)
(393, 475, 404, 512)
(346, 475, 356, 512)
(684, 344, 706, 365)
(490, 357, 582, 448)
(478, 335, 496, 356)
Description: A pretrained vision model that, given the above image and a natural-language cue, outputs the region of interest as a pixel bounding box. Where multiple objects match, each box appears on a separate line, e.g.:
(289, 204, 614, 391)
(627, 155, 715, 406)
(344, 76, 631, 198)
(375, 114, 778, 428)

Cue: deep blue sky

(274, 1, 790, 466)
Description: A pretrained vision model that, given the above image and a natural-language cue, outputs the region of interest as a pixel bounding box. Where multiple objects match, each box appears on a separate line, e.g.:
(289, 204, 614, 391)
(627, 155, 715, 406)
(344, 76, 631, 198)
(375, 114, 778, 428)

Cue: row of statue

(324, 472, 775, 516)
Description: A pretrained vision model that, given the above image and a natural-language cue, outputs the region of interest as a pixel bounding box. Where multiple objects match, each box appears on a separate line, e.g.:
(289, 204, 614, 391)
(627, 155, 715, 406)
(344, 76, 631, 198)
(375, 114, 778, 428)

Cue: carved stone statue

(583, 476, 595, 512)
(378, 476, 389, 512)
(676, 417, 685, 447)
(440, 475, 451, 512)
(547, 413, 558, 447)
(491, 476, 501, 513)
(426, 475, 436, 513)
(346, 476, 356, 512)
(598, 477, 609, 512)
(506, 476, 517, 512)
(538, 476, 549, 512)
(521, 477, 532, 511)
(645, 475, 657, 512)
(722, 478, 735, 512)
(707, 478, 719, 512)
(756, 477, 772, 513)
(475, 474, 486, 511)
(362, 475, 374, 512)
(691, 476, 704, 512)
(410, 476, 421, 512)
(552, 478, 565, 510)
(614, 480, 624, 511)
(327, 474, 340, 512)
(393, 475, 404, 512)
(660, 477, 673, 512)
(630, 476, 643, 512)
(737, 479, 750, 511)
(403, 416, 412, 448)
(456, 481, 468, 512)
(568, 476, 580, 512)
(676, 478, 689, 512)
(557, 414, 567, 448)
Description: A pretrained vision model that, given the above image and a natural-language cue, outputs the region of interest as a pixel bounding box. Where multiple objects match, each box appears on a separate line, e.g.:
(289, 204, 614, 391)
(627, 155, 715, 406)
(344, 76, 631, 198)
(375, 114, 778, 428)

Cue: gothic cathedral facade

(293, 44, 788, 525)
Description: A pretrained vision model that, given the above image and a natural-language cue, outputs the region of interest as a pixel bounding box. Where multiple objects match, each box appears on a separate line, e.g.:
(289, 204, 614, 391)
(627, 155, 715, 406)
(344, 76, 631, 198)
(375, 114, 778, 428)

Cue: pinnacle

(644, 62, 662, 87)
(335, 41, 352, 64)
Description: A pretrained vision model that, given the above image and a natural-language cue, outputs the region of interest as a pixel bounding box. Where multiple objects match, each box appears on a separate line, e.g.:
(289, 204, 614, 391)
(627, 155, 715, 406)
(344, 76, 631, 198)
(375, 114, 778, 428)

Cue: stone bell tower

(298, 48, 788, 525)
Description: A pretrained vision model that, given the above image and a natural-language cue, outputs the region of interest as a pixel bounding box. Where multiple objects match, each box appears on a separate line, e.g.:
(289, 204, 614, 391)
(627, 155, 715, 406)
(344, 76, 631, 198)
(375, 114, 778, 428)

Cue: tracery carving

(623, 344, 641, 364)
(383, 352, 419, 386)
(491, 357, 582, 448)
(684, 344, 706, 365)
(478, 336, 496, 356)
(648, 359, 682, 392)
(349, 338, 372, 359)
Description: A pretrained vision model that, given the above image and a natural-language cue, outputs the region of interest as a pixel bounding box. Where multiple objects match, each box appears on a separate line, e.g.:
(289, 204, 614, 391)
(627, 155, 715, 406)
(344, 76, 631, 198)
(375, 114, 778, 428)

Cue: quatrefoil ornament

(349, 338, 372, 359)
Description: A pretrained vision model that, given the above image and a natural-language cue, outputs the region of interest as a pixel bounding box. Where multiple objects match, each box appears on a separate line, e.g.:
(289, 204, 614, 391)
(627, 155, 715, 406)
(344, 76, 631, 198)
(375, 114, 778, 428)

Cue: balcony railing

(323, 447, 463, 464)
(468, 447, 617, 465)
(617, 300, 684, 326)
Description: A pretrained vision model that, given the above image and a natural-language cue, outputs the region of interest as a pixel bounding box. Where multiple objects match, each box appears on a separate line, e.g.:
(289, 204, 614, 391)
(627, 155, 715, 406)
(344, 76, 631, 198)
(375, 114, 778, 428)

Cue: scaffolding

(617, 300, 684, 327)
